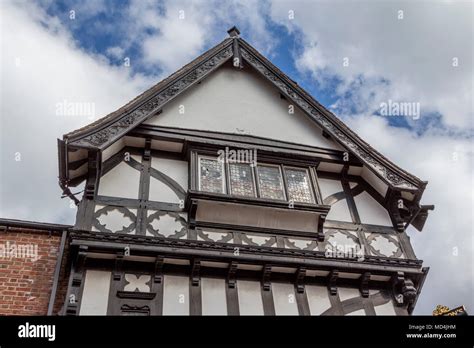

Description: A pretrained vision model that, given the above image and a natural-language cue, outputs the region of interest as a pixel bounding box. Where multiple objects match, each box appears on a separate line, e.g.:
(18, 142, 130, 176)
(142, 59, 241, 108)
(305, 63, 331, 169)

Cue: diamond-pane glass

(284, 168, 314, 203)
(199, 158, 224, 193)
(257, 165, 285, 200)
(229, 163, 255, 197)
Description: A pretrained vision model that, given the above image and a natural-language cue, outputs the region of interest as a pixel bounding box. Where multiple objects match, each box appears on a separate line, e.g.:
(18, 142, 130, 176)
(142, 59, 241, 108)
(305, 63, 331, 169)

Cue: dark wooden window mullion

(309, 166, 323, 204)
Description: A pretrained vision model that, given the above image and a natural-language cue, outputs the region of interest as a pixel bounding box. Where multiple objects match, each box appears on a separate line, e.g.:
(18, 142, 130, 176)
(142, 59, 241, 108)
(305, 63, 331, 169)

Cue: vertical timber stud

(261, 265, 275, 315)
(226, 262, 239, 315)
(64, 245, 88, 315)
(295, 267, 311, 316)
(154, 257, 164, 315)
(137, 139, 152, 235)
(190, 259, 202, 315)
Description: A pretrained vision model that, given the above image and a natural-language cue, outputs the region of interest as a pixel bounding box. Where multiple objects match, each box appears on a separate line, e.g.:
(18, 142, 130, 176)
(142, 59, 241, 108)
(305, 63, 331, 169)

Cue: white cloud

(0, 1, 152, 222)
(270, 0, 473, 129)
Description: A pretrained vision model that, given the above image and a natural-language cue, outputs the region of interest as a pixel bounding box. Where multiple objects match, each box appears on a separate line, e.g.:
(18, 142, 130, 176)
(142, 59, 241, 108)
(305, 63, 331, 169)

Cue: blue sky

(1, 0, 472, 315)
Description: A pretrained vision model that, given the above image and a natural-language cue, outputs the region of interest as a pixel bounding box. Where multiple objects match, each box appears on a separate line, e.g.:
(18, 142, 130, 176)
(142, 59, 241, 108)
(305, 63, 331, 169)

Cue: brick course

(0, 228, 67, 315)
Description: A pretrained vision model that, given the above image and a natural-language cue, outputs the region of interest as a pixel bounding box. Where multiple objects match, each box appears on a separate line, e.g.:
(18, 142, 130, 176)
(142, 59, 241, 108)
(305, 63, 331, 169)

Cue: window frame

(193, 150, 324, 205)
(282, 165, 316, 204)
(197, 155, 227, 194)
(255, 163, 287, 201)
(227, 161, 257, 198)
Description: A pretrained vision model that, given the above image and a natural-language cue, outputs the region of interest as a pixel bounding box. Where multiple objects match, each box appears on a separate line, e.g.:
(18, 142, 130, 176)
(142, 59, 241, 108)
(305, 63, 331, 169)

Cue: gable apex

(59, 30, 426, 195)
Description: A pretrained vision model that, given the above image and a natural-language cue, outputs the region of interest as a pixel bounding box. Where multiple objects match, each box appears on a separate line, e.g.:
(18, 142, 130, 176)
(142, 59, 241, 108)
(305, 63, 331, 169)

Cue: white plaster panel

(361, 166, 388, 196)
(143, 63, 343, 150)
(98, 161, 140, 198)
(346, 309, 366, 316)
(149, 176, 181, 203)
(354, 191, 392, 226)
(237, 280, 264, 315)
(374, 300, 397, 315)
(318, 178, 344, 199)
(273, 283, 298, 315)
(326, 199, 353, 222)
(338, 287, 361, 301)
(306, 285, 331, 315)
(151, 156, 188, 190)
(201, 278, 227, 315)
(79, 270, 111, 315)
(318, 162, 343, 173)
(163, 275, 189, 315)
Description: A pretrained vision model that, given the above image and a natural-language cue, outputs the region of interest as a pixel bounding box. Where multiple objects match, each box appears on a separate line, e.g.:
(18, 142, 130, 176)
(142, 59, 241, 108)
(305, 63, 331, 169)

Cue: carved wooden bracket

(262, 265, 272, 291)
(328, 270, 339, 295)
(227, 261, 238, 289)
(191, 259, 201, 287)
(317, 214, 327, 242)
(72, 245, 88, 287)
(360, 272, 371, 298)
(154, 256, 164, 284)
(391, 272, 417, 307)
(113, 253, 124, 281)
(295, 267, 306, 294)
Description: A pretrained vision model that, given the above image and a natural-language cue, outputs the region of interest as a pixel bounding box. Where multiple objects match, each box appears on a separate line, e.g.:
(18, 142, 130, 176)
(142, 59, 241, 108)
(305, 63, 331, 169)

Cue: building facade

(2, 28, 433, 316)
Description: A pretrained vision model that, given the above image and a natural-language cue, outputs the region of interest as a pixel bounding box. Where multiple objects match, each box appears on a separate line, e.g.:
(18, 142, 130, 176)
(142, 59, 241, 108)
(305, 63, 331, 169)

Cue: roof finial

(227, 26, 240, 38)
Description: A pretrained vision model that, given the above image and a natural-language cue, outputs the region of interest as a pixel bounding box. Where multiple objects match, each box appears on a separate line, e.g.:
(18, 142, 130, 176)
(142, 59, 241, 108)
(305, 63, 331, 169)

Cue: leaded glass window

(257, 165, 285, 200)
(229, 163, 255, 197)
(199, 157, 225, 193)
(284, 167, 314, 203)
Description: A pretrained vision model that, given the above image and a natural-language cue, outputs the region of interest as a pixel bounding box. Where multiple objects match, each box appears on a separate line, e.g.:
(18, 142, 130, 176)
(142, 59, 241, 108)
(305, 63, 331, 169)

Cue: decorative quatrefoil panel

(366, 233, 404, 258)
(146, 211, 187, 238)
(124, 274, 151, 293)
(324, 229, 360, 253)
(93, 206, 137, 234)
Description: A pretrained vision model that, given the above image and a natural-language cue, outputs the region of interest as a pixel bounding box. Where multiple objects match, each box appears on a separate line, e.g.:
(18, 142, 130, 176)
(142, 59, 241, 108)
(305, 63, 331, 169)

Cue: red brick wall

(0, 229, 64, 315)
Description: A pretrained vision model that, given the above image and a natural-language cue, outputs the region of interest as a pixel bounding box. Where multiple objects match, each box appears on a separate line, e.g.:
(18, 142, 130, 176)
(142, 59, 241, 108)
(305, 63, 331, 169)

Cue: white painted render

(306, 285, 331, 315)
(237, 280, 264, 315)
(144, 62, 343, 150)
(272, 283, 299, 315)
(98, 161, 140, 199)
(354, 191, 393, 226)
(79, 270, 111, 315)
(163, 275, 189, 315)
(201, 278, 227, 315)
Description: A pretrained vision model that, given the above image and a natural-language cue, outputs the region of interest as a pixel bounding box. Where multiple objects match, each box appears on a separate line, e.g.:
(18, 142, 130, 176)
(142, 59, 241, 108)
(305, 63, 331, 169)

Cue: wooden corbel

(262, 265, 272, 291)
(328, 270, 339, 295)
(153, 256, 164, 284)
(391, 272, 417, 307)
(227, 261, 238, 289)
(295, 267, 306, 294)
(191, 259, 201, 287)
(360, 272, 371, 298)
